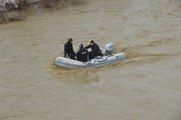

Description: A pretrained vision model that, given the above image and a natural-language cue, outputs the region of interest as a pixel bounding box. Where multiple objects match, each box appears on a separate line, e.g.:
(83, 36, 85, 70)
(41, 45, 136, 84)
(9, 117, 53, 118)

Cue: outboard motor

(105, 43, 114, 56)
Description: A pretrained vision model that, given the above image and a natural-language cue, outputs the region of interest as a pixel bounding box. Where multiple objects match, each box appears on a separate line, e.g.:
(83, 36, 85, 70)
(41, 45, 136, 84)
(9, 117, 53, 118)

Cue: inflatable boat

(54, 43, 125, 68)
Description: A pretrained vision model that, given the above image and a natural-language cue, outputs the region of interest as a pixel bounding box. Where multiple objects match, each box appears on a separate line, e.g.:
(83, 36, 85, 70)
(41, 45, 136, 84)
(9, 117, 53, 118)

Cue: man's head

(68, 38, 73, 43)
(90, 40, 95, 46)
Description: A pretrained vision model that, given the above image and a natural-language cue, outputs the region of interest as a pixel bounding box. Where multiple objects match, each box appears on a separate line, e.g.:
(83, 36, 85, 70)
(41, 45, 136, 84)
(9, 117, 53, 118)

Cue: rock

(0, 0, 84, 23)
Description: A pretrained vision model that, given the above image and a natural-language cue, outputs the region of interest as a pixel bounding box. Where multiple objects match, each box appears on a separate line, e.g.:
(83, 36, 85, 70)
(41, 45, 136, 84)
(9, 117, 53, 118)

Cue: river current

(0, 0, 181, 120)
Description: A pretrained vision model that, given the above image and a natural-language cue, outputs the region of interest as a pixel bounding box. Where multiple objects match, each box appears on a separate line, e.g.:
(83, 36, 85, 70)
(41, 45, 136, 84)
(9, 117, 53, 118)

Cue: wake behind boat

(55, 42, 125, 68)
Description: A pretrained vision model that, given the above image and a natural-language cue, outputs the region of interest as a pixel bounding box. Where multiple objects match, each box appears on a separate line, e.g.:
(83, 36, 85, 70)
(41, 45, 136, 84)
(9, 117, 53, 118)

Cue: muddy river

(0, 0, 181, 120)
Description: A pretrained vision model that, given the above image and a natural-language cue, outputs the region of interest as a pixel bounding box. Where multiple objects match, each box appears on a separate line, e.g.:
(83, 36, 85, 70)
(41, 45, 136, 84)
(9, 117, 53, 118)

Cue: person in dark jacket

(64, 38, 76, 59)
(76, 44, 89, 62)
(84, 40, 101, 59)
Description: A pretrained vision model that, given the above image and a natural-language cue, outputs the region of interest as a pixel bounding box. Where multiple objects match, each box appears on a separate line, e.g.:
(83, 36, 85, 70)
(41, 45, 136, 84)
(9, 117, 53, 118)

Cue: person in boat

(64, 38, 76, 59)
(84, 40, 101, 59)
(76, 44, 89, 62)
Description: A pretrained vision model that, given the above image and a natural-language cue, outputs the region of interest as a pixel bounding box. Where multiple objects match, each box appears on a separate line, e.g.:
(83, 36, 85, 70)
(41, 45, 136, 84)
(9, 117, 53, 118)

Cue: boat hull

(55, 53, 125, 68)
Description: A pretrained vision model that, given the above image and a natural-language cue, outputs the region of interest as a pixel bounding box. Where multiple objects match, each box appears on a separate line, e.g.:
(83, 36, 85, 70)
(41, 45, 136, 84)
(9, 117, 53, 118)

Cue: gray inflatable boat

(54, 43, 125, 68)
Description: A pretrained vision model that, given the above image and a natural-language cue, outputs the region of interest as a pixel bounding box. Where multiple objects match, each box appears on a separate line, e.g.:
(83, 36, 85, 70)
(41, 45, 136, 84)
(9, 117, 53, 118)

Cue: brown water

(0, 0, 181, 120)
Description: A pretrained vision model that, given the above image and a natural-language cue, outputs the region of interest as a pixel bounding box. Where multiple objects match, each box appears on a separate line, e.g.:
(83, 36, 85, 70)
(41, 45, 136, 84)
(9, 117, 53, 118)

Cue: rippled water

(0, 0, 181, 120)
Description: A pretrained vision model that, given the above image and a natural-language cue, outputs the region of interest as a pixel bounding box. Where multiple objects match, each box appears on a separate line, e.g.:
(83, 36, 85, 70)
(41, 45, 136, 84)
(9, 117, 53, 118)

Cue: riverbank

(0, 0, 85, 23)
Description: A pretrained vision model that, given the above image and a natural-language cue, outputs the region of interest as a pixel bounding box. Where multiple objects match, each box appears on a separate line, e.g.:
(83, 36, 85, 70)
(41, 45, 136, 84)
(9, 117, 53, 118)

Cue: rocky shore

(0, 0, 84, 23)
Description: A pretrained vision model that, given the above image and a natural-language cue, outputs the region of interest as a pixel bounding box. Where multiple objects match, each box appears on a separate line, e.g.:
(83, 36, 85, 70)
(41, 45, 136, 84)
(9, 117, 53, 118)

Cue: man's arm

(69, 44, 76, 55)
(64, 43, 68, 57)
(84, 45, 91, 49)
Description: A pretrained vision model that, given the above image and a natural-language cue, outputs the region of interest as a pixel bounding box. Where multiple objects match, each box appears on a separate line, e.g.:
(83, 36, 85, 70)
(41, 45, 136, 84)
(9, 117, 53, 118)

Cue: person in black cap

(84, 40, 101, 59)
(64, 38, 76, 59)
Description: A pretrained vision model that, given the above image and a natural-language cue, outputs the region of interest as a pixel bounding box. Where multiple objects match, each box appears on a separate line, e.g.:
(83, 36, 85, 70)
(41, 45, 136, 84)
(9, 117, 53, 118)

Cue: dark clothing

(84, 43, 100, 52)
(76, 44, 89, 62)
(64, 41, 76, 59)
(84, 43, 101, 59)
(77, 49, 89, 62)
